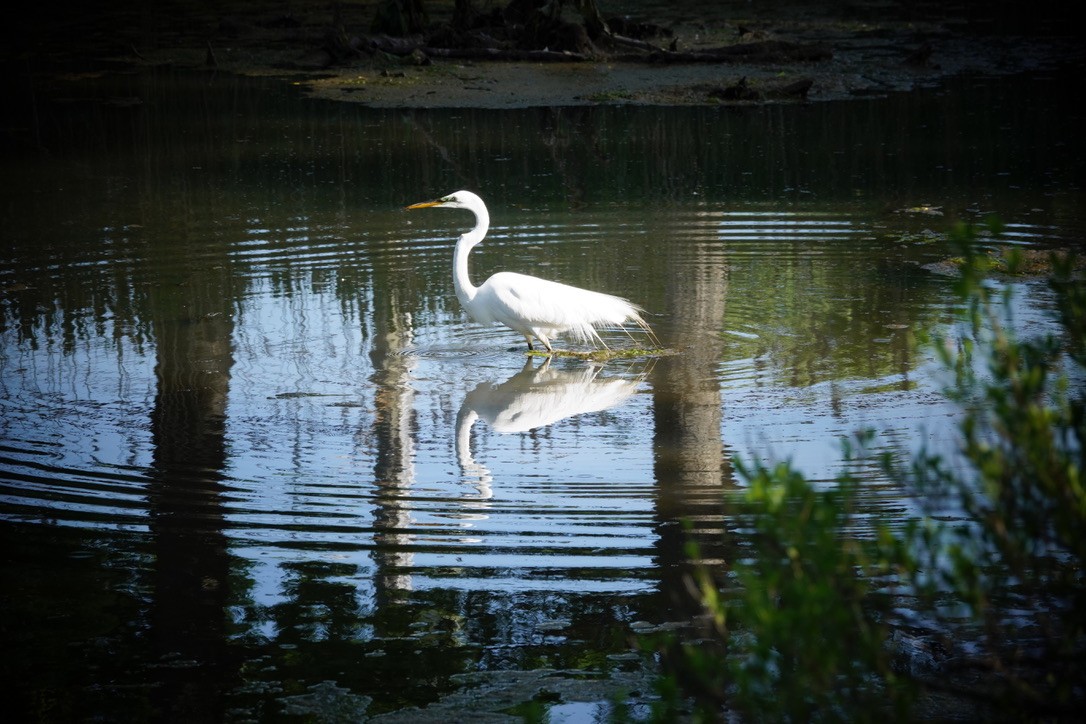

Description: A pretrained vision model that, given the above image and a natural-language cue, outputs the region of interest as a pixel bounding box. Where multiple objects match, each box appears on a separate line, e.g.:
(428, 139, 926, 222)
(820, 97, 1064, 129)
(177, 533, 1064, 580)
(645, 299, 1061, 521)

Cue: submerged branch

(528, 347, 675, 362)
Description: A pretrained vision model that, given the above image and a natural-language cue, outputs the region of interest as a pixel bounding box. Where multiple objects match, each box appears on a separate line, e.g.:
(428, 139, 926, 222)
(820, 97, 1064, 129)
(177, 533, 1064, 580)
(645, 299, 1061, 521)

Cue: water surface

(2, 68, 1083, 720)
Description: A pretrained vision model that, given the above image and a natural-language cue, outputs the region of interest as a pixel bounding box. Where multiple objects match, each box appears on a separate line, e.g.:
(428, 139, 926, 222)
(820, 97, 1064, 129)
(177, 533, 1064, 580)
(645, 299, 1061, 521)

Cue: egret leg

(526, 332, 554, 355)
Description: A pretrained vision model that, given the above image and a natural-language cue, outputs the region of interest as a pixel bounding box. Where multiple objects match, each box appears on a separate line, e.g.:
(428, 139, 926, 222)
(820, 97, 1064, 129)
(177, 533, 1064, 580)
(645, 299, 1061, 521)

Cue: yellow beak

(405, 200, 442, 210)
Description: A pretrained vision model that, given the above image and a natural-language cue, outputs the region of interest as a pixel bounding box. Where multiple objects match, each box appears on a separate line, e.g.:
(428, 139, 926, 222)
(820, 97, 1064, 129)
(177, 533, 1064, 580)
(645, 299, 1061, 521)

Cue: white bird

(406, 190, 656, 354)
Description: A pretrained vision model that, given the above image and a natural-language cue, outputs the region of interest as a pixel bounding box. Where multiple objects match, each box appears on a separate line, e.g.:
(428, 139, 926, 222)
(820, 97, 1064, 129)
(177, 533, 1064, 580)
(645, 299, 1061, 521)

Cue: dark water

(2, 67, 1083, 721)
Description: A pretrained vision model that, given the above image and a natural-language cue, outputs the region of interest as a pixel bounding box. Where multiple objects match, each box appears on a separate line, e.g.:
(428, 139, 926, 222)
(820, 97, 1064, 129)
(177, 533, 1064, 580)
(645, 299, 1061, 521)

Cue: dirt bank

(14, 1, 1084, 108)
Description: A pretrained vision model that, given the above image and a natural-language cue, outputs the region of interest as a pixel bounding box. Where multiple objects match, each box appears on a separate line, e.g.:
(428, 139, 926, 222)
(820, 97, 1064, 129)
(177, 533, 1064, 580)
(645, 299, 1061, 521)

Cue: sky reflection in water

(1, 68, 1083, 719)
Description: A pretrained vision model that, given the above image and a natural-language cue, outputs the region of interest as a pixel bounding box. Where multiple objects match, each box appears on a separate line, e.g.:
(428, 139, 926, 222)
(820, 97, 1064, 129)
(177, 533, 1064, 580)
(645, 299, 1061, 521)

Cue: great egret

(406, 190, 655, 354)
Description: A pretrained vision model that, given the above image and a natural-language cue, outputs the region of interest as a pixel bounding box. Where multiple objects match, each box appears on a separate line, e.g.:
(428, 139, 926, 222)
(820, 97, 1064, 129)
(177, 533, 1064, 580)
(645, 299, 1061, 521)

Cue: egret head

(406, 190, 482, 211)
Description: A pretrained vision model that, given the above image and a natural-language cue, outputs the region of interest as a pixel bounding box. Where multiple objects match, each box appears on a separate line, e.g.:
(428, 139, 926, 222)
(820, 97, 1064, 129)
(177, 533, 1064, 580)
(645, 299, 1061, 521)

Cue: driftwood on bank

(357, 33, 829, 66)
(347, 21, 829, 62)
(420, 45, 588, 62)
(360, 33, 583, 61)
(633, 40, 833, 64)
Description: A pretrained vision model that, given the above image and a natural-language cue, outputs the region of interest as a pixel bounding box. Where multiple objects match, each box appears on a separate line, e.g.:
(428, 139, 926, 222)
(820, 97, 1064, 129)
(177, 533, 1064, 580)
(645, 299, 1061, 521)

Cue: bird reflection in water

(455, 356, 648, 492)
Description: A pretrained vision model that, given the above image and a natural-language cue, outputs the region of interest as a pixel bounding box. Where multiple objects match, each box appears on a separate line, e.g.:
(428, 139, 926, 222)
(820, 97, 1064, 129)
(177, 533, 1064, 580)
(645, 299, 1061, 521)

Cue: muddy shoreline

(15, 1, 1083, 109)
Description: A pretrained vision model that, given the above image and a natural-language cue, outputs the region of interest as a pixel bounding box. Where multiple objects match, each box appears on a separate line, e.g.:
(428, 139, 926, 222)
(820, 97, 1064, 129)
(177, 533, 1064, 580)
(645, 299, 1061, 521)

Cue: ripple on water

(0, 348, 156, 530)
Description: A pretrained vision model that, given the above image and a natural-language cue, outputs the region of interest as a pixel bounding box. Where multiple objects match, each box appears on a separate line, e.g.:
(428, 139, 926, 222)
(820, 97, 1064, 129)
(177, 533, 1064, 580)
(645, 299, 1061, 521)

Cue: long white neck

(453, 204, 489, 310)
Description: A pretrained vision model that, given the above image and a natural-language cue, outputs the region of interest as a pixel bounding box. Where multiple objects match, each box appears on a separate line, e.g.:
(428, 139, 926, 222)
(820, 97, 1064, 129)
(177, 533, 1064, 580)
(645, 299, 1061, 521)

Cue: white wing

(474, 271, 647, 344)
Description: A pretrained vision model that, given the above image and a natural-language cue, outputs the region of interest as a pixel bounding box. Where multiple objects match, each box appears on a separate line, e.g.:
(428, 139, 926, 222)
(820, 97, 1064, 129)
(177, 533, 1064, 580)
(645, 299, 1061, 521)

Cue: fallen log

(637, 40, 832, 64)
(420, 46, 589, 62)
(354, 34, 824, 67)
(362, 33, 427, 56)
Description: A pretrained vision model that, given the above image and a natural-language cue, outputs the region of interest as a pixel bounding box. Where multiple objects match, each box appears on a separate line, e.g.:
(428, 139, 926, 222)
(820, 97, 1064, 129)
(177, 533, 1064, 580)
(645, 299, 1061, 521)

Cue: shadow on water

(2, 67, 1084, 719)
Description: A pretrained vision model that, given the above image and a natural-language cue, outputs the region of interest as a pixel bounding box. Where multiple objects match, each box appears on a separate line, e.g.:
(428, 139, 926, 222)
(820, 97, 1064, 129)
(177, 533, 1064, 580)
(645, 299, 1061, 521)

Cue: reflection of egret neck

(455, 407, 494, 495)
(453, 202, 489, 311)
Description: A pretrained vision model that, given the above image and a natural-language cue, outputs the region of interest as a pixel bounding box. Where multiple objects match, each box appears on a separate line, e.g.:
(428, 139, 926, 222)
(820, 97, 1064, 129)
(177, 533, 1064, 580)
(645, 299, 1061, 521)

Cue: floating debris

(897, 205, 943, 216)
